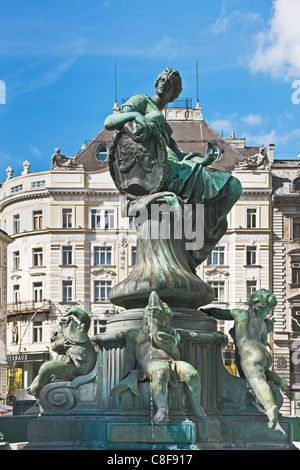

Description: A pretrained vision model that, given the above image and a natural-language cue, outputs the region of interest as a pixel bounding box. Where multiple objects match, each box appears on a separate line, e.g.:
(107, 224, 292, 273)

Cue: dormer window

(95, 142, 109, 162)
(292, 177, 300, 192)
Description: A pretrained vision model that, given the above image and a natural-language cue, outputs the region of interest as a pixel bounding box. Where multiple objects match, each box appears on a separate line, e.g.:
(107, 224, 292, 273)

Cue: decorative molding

(205, 268, 229, 279)
(92, 268, 116, 278)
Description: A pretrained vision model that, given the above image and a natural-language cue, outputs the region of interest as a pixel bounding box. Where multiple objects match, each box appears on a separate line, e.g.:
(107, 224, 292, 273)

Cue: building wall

(272, 163, 300, 416)
(0, 230, 12, 399)
(0, 167, 136, 394)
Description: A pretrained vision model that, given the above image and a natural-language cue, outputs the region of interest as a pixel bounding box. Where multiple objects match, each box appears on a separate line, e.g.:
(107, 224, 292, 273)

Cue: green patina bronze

(27, 306, 96, 398)
(93, 291, 226, 424)
(24, 69, 295, 450)
(204, 289, 288, 429)
(105, 68, 242, 309)
(105, 68, 242, 267)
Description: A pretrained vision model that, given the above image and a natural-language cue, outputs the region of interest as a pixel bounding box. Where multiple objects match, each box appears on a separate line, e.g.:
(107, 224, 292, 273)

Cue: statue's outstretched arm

(64, 306, 90, 332)
(182, 142, 218, 167)
(203, 307, 234, 321)
(179, 329, 227, 346)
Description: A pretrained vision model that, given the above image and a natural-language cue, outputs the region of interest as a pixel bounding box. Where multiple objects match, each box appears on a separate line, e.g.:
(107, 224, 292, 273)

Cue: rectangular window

(62, 208, 73, 228)
(131, 246, 137, 266)
(62, 280, 73, 302)
(293, 218, 300, 239)
(13, 251, 20, 270)
(290, 354, 300, 387)
(94, 246, 112, 265)
(31, 181, 46, 189)
(292, 267, 300, 285)
(246, 208, 257, 228)
(208, 281, 225, 302)
(246, 280, 257, 302)
(13, 214, 20, 234)
(129, 216, 136, 229)
(91, 209, 101, 229)
(292, 309, 300, 333)
(90, 208, 115, 229)
(33, 210, 43, 230)
(207, 247, 225, 265)
(13, 285, 20, 304)
(33, 282, 43, 302)
(33, 321, 43, 343)
(94, 280, 112, 302)
(32, 247, 43, 267)
(11, 185, 23, 193)
(62, 246, 73, 265)
(104, 210, 115, 229)
(93, 318, 107, 335)
(246, 246, 257, 265)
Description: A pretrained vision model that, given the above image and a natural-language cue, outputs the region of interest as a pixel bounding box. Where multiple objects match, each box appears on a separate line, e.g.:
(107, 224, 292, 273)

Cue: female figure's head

(154, 68, 182, 103)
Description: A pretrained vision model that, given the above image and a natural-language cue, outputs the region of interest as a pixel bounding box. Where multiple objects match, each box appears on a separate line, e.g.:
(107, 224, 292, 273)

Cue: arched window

(292, 177, 300, 192)
(95, 142, 109, 162)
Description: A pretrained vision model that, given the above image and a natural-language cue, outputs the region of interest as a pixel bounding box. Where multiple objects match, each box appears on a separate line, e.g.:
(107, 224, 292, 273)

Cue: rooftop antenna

(196, 61, 204, 123)
(113, 62, 118, 112)
(196, 61, 199, 106)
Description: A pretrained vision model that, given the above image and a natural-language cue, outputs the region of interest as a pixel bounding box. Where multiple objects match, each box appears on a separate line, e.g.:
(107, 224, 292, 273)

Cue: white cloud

(242, 129, 277, 147)
(210, 119, 235, 135)
(152, 36, 178, 58)
(242, 127, 300, 147)
(249, 0, 300, 80)
(30, 146, 41, 157)
(9, 39, 87, 97)
(211, 4, 262, 35)
(241, 113, 263, 126)
(211, 5, 232, 34)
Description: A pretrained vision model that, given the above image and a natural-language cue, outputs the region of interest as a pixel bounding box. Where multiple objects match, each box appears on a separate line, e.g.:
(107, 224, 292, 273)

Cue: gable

(73, 117, 244, 173)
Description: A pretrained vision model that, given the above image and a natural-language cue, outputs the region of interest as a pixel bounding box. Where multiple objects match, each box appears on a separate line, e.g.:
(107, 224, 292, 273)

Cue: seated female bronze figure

(105, 68, 242, 268)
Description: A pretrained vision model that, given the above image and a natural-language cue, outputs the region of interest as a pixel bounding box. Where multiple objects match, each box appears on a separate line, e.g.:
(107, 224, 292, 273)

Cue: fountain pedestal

(25, 308, 296, 450)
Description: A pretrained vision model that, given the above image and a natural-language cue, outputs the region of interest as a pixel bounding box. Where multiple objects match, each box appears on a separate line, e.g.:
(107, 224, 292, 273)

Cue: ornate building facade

(0, 229, 12, 400)
(272, 160, 300, 416)
(1, 159, 136, 397)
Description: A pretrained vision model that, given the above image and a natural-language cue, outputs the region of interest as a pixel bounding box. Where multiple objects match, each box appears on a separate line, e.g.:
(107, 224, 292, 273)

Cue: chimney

(267, 144, 275, 164)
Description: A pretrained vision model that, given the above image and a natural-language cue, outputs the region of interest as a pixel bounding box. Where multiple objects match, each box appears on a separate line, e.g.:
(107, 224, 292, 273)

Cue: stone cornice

(0, 187, 120, 211)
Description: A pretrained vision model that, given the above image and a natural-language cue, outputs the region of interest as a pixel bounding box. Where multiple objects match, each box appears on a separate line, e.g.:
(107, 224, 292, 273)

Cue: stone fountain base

(25, 410, 295, 450)
(24, 308, 297, 451)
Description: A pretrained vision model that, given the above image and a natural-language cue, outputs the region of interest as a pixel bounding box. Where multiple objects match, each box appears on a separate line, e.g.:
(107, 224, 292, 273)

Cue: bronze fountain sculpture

(25, 68, 295, 450)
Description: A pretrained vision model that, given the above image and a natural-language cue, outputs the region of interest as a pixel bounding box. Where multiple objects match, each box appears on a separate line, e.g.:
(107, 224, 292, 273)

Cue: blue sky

(0, 0, 300, 181)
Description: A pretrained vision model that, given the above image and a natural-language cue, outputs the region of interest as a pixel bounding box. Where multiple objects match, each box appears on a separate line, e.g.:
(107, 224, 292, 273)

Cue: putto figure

(204, 289, 287, 429)
(27, 306, 96, 398)
(94, 291, 226, 424)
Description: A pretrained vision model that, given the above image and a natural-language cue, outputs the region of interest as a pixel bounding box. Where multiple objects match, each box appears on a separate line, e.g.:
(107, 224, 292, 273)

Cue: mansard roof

(73, 111, 244, 172)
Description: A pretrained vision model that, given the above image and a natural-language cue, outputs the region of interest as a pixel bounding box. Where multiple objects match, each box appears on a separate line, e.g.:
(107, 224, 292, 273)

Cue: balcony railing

(7, 301, 50, 315)
(122, 98, 193, 108)
(166, 98, 193, 108)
